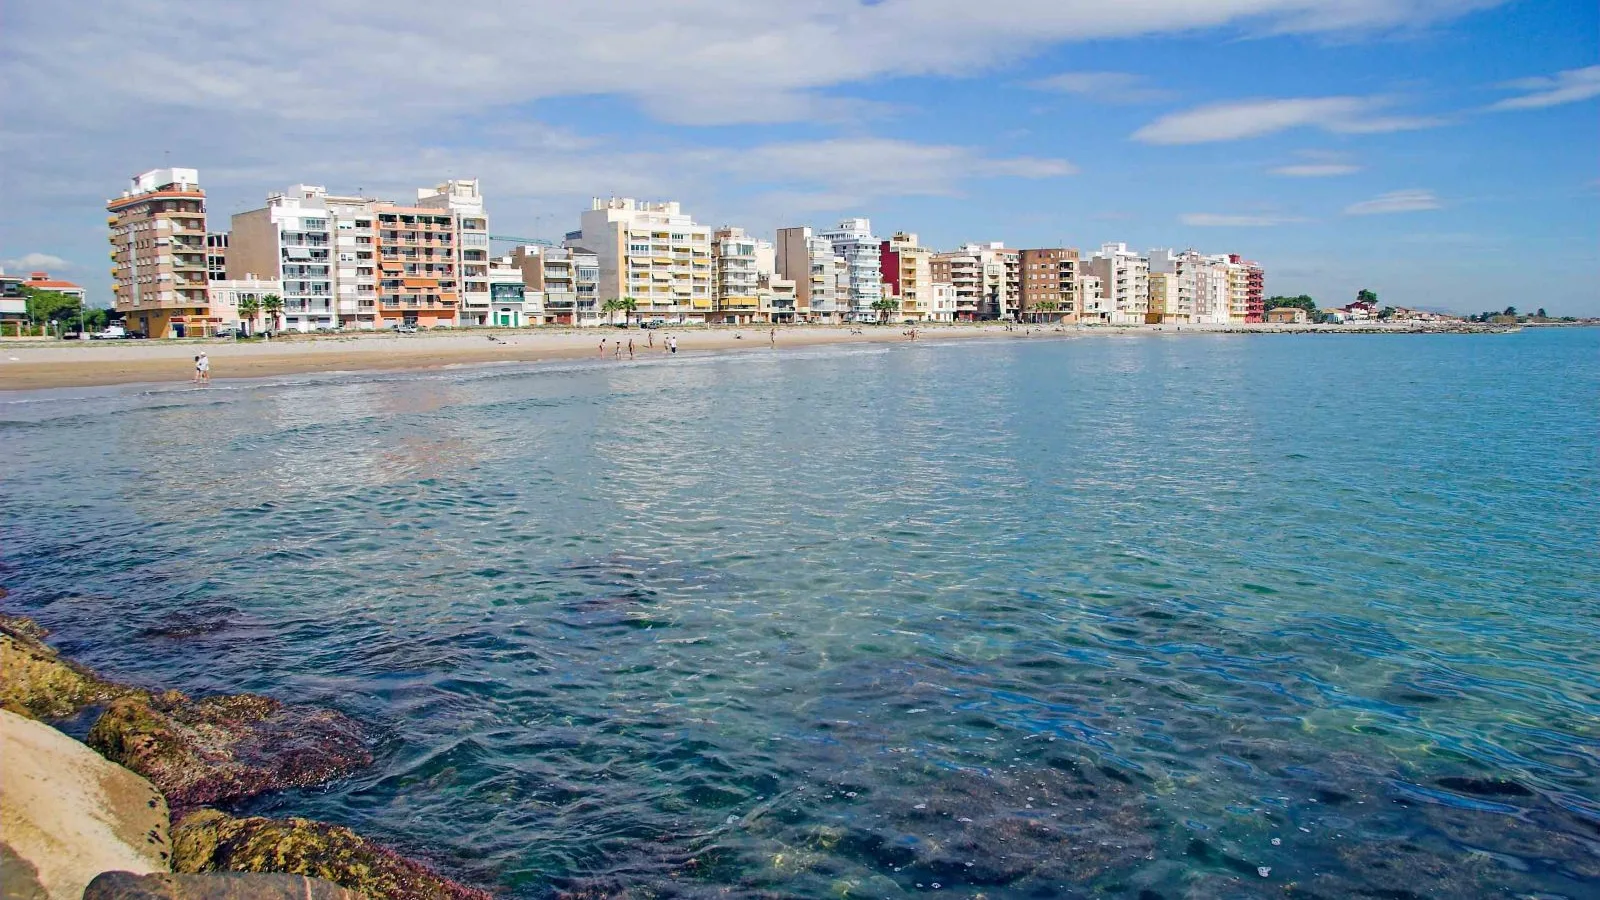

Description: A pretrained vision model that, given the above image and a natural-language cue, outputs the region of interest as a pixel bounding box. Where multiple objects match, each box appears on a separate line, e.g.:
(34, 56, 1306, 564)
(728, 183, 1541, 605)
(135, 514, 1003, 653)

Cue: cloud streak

(1132, 97, 1446, 144)
(1487, 65, 1600, 111)
(1343, 189, 1441, 215)
(1028, 71, 1173, 103)
(2, 252, 70, 271)
(1271, 163, 1362, 176)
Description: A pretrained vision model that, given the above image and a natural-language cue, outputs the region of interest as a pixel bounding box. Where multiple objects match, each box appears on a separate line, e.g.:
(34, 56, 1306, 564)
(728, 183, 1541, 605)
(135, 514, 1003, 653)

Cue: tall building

(107, 167, 214, 338)
(931, 242, 1019, 320)
(373, 203, 460, 329)
(819, 218, 882, 321)
(1019, 248, 1079, 322)
(712, 226, 761, 324)
(1230, 254, 1265, 323)
(879, 232, 938, 322)
(776, 226, 844, 323)
(1148, 249, 1204, 324)
(1083, 242, 1150, 324)
(206, 232, 229, 283)
(569, 198, 712, 323)
(321, 191, 381, 329)
(418, 180, 489, 325)
(228, 185, 337, 332)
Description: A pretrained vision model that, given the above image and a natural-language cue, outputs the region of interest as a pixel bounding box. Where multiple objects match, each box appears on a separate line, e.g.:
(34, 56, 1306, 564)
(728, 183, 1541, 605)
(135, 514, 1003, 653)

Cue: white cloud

(708, 138, 1075, 198)
(1344, 189, 1441, 215)
(1132, 97, 1446, 144)
(2, 252, 70, 271)
(1180, 213, 1306, 227)
(1028, 71, 1173, 103)
(1271, 163, 1362, 176)
(1487, 65, 1600, 111)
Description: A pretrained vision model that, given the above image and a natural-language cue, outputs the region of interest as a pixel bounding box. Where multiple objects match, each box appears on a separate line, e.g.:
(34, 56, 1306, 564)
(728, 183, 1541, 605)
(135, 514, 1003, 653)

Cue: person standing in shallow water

(192, 355, 202, 383)
(627, 337, 635, 360)
(197, 353, 210, 384)
(598, 337, 607, 358)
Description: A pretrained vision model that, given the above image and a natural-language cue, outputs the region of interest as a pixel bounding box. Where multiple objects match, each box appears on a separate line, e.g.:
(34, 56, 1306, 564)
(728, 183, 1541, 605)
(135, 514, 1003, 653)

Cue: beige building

(880, 232, 940, 322)
(570, 198, 712, 323)
(207, 275, 281, 332)
(417, 180, 489, 325)
(712, 226, 761, 323)
(775, 226, 844, 322)
(107, 167, 216, 337)
(1083, 243, 1149, 325)
(931, 243, 1019, 320)
(1019, 248, 1079, 322)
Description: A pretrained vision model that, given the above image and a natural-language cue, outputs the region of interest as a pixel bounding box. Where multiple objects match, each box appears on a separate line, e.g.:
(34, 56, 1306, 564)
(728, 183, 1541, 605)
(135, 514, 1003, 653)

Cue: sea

(2, 327, 1597, 898)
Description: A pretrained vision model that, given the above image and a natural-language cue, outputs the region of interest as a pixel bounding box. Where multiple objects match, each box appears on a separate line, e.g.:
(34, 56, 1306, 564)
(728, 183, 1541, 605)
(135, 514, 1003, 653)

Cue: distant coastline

(0, 321, 1566, 393)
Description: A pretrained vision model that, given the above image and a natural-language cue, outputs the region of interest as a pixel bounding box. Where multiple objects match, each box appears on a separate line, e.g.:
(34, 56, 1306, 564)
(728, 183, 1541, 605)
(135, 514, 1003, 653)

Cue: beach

(0, 321, 1506, 391)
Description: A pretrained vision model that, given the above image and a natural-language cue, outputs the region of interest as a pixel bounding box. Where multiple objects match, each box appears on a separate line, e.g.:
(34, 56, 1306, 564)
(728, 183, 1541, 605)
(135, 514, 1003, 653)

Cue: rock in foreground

(88, 692, 373, 812)
(0, 614, 142, 720)
(84, 871, 363, 900)
(173, 810, 491, 900)
(0, 708, 170, 900)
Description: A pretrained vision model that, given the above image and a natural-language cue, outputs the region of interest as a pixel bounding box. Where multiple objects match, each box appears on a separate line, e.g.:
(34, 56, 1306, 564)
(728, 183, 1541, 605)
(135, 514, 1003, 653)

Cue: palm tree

(870, 297, 897, 323)
(1034, 300, 1060, 323)
(619, 296, 639, 326)
(260, 293, 284, 334)
(601, 298, 623, 325)
(237, 294, 261, 336)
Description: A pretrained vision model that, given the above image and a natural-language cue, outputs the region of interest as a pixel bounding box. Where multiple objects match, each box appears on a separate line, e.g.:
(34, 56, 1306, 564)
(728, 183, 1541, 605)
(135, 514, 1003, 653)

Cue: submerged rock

(172, 809, 491, 900)
(84, 871, 362, 900)
(87, 692, 373, 812)
(0, 613, 143, 720)
(1, 709, 170, 900)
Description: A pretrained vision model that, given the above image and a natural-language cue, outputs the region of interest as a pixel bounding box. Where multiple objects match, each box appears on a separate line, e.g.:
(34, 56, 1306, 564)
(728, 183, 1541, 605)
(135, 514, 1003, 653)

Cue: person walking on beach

(627, 337, 635, 360)
(648, 330, 654, 349)
(196, 352, 210, 384)
(192, 355, 203, 383)
(668, 334, 678, 354)
(599, 337, 607, 358)
(769, 327, 776, 347)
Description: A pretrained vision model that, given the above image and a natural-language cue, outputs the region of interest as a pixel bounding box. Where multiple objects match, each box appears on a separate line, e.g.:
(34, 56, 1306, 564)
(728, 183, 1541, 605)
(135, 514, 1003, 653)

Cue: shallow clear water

(2, 329, 1597, 898)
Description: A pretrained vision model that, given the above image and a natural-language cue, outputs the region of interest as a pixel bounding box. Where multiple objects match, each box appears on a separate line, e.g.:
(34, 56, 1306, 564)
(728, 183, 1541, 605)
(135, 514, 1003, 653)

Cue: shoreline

(0, 322, 1525, 392)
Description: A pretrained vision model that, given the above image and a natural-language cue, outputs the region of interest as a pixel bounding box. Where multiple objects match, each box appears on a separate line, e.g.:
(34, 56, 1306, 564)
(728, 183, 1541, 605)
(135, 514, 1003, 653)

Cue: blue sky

(2, 0, 1596, 313)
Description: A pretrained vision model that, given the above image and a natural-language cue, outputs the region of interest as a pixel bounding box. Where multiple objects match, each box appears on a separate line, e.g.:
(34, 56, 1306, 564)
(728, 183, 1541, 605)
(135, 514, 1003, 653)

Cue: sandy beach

(0, 321, 1499, 392)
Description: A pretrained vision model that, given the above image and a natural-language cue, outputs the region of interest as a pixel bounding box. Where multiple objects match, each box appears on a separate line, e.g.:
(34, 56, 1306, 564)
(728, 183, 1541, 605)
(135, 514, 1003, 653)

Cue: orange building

(374, 205, 460, 328)
(107, 168, 219, 337)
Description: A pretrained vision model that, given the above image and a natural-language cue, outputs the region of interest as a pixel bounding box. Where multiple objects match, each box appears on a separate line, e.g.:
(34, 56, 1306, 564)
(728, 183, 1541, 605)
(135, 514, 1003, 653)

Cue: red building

(1231, 254, 1264, 323)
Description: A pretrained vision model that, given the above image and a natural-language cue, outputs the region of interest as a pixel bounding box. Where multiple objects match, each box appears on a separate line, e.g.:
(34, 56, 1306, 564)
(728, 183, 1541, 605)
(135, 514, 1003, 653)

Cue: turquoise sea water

(2, 329, 1597, 898)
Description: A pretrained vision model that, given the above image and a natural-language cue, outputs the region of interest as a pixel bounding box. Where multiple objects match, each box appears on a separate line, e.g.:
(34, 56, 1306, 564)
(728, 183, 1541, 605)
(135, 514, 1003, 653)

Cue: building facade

(228, 186, 340, 332)
(570, 198, 713, 323)
(488, 256, 531, 327)
(1230, 254, 1265, 323)
(931, 243, 1019, 320)
(819, 218, 882, 321)
(107, 168, 215, 338)
(712, 226, 761, 323)
(418, 180, 489, 325)
(1083, 243, 1150, 325)
(1019, 248, 1079, 322)
(775, 226, 844, 323)
(511, 245, 599, 325)
(206, 275, 281, 332)
(206, 232, 229, 284)
(879, 232, 939, 322)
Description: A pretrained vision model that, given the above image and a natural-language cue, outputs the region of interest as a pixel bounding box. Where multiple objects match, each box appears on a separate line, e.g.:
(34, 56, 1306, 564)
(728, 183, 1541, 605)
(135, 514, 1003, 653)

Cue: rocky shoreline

(0, 606, 492, 900)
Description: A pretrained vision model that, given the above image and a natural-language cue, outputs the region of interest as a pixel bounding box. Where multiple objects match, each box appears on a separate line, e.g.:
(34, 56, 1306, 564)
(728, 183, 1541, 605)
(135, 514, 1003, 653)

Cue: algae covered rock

(0, 613, 143, 720)
(88, 692, 373, 811)
(172, 810, 490, 900)
(84, 871, 365, 900)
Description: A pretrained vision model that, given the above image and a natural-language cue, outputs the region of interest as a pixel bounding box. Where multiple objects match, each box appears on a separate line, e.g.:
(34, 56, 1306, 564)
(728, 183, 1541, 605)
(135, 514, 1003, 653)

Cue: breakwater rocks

(0, 611, 491, 900)
(85, 871, 363, 900)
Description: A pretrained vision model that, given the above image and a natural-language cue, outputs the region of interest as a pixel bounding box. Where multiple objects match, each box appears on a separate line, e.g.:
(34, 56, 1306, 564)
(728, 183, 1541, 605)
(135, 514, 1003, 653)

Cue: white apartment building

(819, 218, 882, 321)
(206, 275, 282, 332)
(1084, 242, 1150, 325)
(228, 186, 337, 332)
(418, 180, 490, 325)
(929, 282, 958, 322)
(1148, 249, 1205, 323)
(488, 256, 532, 327)
(775, 226, 845, 322)
(570, 198, 713, 323)
(931, 243, 1019, 321)
(712, 226, 761, 323)
(1079, 274, 1106, 319)
(322, 191, 381, 330)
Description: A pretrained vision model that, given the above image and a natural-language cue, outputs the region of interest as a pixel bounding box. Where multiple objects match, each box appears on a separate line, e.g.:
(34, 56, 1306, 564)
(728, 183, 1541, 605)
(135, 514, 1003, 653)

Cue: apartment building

(569, 198, 712, 323)
(931, 243, 1019, 320)
(819, 218, 882, 321)
(1230, 254, 1265, 323)
(206, 275, 281, 332)
(1079, 274, 1105, 320)
(206, 232, 229, 283)
(488, 256, 531, 327)
(107, 167, 215, 338)
(757, 273, 799, 323)
(418, 180, 489, 324)
(1083, 242, 1150, 325)
(775, 226, 844, 323)
(228, 186, 339, 331)
(511, 245, 599, 325)
(1018, 248, 1079, 322)
(712, 226, 761, 324)
(879, 232, 939, 322)
(371, 204, 460, 329)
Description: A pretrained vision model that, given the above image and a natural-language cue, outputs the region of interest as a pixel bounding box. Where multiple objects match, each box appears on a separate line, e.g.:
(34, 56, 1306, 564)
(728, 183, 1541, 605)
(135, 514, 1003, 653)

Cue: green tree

(870, 297, 898, 323)
(1503, 305, 1517, 317)
(1535, 307, 1547, 319)
(601, 298, 622, 324)
(260, 293, 284, 333)
(1265, 294, 1318, 315)
(1034, 300, 1060, 322)
(23, 288, 82, 331)
(619, 296, 639, 325)
(237, 294, 261, 335)
(1377, 306, 1397, 321)
(1356, 289, 1378, 305)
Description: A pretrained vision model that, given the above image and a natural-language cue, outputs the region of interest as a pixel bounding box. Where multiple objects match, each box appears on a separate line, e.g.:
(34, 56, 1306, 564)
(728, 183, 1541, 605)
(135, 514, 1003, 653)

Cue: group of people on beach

(599, 332, 679, 360)
(191, 352, 210, 385)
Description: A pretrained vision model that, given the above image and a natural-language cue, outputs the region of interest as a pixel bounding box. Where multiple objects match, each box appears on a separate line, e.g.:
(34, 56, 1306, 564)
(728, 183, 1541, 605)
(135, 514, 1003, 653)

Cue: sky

(2, 0, 1597, 314)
